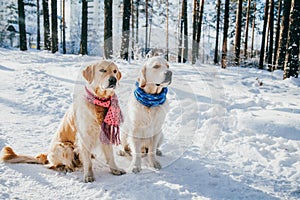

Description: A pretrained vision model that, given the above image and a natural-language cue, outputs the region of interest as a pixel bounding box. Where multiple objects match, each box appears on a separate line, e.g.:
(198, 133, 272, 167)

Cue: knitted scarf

(85, 87, 123, 145)
(134, 82, 168, 107)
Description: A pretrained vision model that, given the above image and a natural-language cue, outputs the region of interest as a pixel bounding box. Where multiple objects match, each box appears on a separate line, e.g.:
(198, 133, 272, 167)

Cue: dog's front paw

(152, 160, 162, 170)
(84, 175, 95, 183)
(130, 165, 142, 173)
(110, 168, 126, 176)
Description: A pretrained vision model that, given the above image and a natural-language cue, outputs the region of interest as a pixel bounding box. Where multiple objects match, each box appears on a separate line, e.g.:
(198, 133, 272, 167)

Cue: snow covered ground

(0, 48, 299, 199)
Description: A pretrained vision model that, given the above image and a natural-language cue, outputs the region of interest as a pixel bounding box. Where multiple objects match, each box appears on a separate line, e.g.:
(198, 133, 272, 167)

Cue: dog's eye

(153, 65, 160, 69)
(99, 69, 107, 73)
(113, 70, 117, 73)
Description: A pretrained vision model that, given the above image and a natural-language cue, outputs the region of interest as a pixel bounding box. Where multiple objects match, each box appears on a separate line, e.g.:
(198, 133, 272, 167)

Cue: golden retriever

(120, 56, 172, 173)
(0, 61, 125, 182)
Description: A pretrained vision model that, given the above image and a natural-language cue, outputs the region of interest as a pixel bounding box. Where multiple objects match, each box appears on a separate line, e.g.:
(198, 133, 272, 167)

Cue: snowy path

(0, 48, 299, 199)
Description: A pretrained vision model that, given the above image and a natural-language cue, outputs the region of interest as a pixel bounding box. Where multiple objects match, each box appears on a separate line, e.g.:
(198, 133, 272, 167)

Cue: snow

(1, 48, 300, 199)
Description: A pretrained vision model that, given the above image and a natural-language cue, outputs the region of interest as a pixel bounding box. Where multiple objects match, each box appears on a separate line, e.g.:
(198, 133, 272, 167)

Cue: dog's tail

(0, 146, 48, 165)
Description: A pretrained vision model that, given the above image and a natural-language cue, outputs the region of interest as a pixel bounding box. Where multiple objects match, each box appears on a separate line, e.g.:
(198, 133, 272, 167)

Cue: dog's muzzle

(108, 76, 117, 88)
(162, 70, 172, 85)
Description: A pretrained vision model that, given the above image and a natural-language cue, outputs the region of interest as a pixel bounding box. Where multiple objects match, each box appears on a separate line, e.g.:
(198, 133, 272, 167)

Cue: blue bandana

(134, 82, 168, 107)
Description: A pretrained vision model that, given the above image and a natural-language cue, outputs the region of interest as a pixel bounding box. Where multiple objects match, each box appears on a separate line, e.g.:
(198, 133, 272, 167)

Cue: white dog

(1, 61, 125, 182)
(120, 56, 172, 173)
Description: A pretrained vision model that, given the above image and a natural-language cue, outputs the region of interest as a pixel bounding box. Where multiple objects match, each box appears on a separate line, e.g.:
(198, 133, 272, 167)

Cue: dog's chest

(93, 106, 108, 125)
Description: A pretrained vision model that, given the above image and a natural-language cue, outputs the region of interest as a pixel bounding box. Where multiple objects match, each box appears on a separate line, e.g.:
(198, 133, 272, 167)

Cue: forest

(0, 0, 299, 79)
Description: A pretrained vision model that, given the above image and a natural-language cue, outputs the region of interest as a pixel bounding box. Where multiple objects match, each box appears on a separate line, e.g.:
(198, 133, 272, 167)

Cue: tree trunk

(80, 0, 88, 55)
(196, 0, 204, 61)
(131, 0, 135, 59)
(37, 0, 40, 50)
(276, 0, 292, 69)
(178, 0, 184, 63)
(135, 0, 139, 45)
(267, 0, 275, 71)
(166, 0, 169, 61)
(244, 0, 251, 59)
(273, 0, 282, 68)
(234, 0, 243, 65)
(192, 0, 198, 64)
(62, 0, 66, 54)
(51, 0, 58, 53)
(259, 0, 270, 69)
(251, 1, 256, 58)
(183, 0, 188, 63)
(18, 0, 27, 51)
(214, 0, 221, 64)
(121, 0, 131, 60)
(145, 0, 148, 55)
(283, 0, 300, 79)
(221, 0, 229, 68)
(104, 0, 113, 59)
(43, 0, 50, 50)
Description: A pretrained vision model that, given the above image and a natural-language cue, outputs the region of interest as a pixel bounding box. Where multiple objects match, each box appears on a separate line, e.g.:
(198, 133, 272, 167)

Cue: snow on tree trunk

(120, 0, 131, 60)
(43, 0, 51, 51)
(283, 0, 300, 79)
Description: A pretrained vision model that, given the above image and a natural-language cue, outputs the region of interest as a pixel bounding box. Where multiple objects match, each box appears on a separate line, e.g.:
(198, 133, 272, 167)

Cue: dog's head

(82, 61, 122, 98)
(138, 56, 172, 94)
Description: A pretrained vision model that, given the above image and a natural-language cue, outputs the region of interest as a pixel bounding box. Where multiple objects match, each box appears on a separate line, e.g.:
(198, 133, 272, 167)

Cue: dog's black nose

(165, 70, 172, 78)
(108, 77, 117, 86)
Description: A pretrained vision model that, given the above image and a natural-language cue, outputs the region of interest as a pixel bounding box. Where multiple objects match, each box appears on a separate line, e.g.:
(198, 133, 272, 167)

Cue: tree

(62, 0, 66, 54)
(196, 0, 204, 61)
(104, 0, 113, 58)
(214, 0, 221, 64)
(221, 0, 230, 68)
(273, 0, 282, 68)
(244, 0, 251, 59)
(18, 0, 27, 51)
(37, 0, 40, 50)
(283, 0, 300, 79)
(192, 0, 199, 64)
(259, 0, 269, 69)
(80, 0, 88, 55)
(43, 0, 50, 50)
(51, 0, 58, 53)
(276, 0, 292, 69)
(250, 1, 256, 58)
(166, 0, 169, 61)
(145, 0, 148, 54)
(234, 0, 243, 65)
(178, 0, 188, 63)
(267, 0, 275, 71)
(120, 0, 131, 60)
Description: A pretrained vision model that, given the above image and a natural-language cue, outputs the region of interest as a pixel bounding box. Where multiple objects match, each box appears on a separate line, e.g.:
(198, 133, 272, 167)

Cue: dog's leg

(79, 143, 94, 182)
(147, 138, 162, 170)
(101, 144, 126, 175)
(129, 138, 142, 173)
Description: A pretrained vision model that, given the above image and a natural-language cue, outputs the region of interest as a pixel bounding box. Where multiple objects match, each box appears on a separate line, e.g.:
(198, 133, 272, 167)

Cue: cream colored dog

(120, 56, 172, 173)
(1, 61, 125, 182)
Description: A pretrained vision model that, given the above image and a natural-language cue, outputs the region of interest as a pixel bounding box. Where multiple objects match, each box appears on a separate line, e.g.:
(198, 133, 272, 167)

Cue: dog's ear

(138, 66, 146, 88)
(82, 64, 94, 84)
(116, 70, 122, 81)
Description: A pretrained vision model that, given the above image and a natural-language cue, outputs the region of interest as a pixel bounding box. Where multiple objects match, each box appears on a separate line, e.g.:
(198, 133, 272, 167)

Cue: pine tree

(259, 0, 269, 69)
(183, 0, 188, 63)
(62, 0, 66, 54)
(42, 0, 50, 50)
(267, 0, 275, 71)
(251, 1, 256, 58)
(234, 0, 243, 65)
(196, 0, 204, 61)
(192, 0, 198, 64)
(18, 0, 27, 51)
(104, 0, 113, 58)
(221, 0, 230, 68)
(244, 0, 251, 59)
(214, 0, 221, 64)
(120, 0, 131, 60)
(80, 0, 88, 55)
(276, 0, 292, 69)
(37, 0, 40, 50)
(273, 0, 282, 68)
(283, 0, 300, 79)
(51, 0, 58, 53)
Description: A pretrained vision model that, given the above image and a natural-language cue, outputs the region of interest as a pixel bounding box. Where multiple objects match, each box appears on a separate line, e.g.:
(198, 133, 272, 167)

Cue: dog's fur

(120, 56, 172, 173)
(0, 61, 125, 182)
